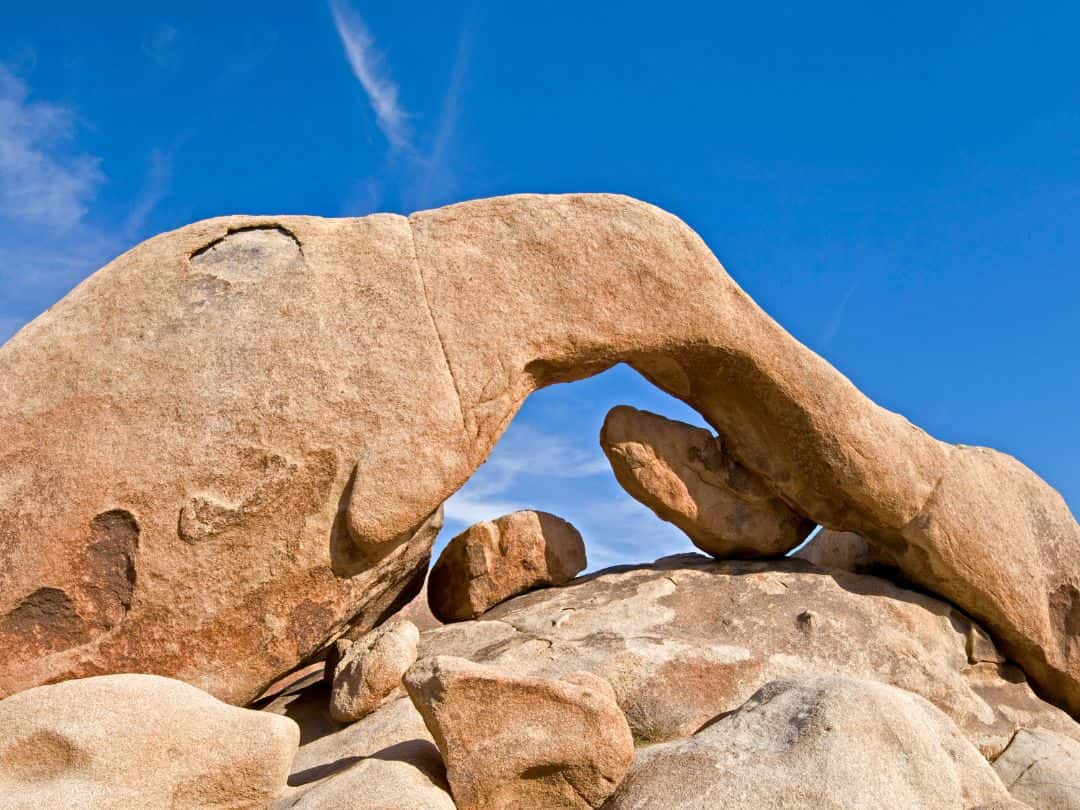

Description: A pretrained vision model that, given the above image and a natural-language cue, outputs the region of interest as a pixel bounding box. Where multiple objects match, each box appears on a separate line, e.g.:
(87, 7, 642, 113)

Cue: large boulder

(328, 619, 419, 723)
(1, 193, 1076, 714)
(0, 674, 298, 809)
(605, 675, 1013, 809)
(599, 405, 814, 557)
(992, 728, 1080, 809)
(404, 655, 634, 809)
(420, 555, 1079, 757)
(428, 510, 586, 622)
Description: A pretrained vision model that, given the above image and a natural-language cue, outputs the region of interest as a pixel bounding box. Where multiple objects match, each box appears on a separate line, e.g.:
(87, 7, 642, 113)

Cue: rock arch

(0, 194, 1076, 715)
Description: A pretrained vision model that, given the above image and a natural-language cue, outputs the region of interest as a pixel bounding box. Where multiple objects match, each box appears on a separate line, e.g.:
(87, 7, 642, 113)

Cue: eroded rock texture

(1, 194, 1077, 715)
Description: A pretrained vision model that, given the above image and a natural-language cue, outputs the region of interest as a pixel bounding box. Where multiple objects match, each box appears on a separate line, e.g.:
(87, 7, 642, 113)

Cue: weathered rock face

(992, 728, 1080, 809)
(600, 405, 814, 557)
(428, 510, 586, 622)
(0, 674, 298, 810)
(404, 655, 633, 810)
(606, 675, 1013, 810)
(329, 619, 419, 723)
(793, 528, 899, 574)
(1, 193, 1077, 714)
(419, 555, 1079, 757)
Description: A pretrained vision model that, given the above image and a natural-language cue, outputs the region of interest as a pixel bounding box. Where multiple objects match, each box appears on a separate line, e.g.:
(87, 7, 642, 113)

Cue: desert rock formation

(0, 194, 1077, 716)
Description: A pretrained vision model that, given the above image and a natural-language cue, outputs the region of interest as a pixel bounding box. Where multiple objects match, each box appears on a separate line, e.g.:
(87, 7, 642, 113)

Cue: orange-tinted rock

(404, 655, 633, 810)
(600, 405, 813, 557)
(427, 510, 586, 622)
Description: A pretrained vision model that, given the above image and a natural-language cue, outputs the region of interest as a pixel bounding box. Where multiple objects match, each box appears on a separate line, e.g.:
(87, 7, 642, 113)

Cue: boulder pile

(0, 193, 1077, 807)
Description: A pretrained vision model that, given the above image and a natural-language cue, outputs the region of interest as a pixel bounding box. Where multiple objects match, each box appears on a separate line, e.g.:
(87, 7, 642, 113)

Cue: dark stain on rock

(0, 587, 92, 655)
(86, 510, 140, 623)
(1051, 583, 1080, 646)
(288, 600, 335, 661)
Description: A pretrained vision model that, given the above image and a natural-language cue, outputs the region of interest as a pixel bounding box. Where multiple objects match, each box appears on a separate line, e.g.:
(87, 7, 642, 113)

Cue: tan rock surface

(404, 655, 633, 810)
(420, 555, 1079, 756)
(793, 528, 899, 574)
(0, 673, 298, 810)
(600, 405, 813, 557)
(1, 193, 1076, 714)
(427, 510, 586, 622)
(265, 684, 453, 809)
(278, 755, 455, 810)
(992, 728, 1080, 809)
(329, 619, 419, 722)
(605, 675, 1013, 810)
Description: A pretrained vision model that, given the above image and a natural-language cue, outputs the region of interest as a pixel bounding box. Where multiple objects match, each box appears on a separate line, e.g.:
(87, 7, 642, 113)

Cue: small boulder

(329, 619, 419, 723)
(992, 728, 1080, 809)
(600, 405, 814, 557)
(427, 510, 586, 622)
(0, 674, 298, 810)
(794, 528, 899, 574)
(404, 655, 633, 810)
(606, 675, 1012, 809)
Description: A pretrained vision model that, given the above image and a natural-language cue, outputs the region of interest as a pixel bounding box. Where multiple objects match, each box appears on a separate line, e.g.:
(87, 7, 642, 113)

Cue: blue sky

(2, 3, 1077, 568)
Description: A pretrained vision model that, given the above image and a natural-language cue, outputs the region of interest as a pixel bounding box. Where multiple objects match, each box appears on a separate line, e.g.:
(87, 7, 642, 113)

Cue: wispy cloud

(0, 65, 104, 231)
(328, 0, 409, 149)
(327, 2, 472, 213)
(818, 283, 857, 349)
(443, 425, 610, 525)
(123, 147, 175, 238)
(578, 497, 698, 572)
(0, 64, 175, 347)
(411, 26, 471, 210)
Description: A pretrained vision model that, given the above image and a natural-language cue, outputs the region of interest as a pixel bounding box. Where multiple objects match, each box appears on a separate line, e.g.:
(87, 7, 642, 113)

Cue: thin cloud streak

(0, 64, 176, 347)
(123, 147, 174, 239)
(328, 0, 409, 149)
(819, 283, 857, 349)
(413, 26, 471, 209)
